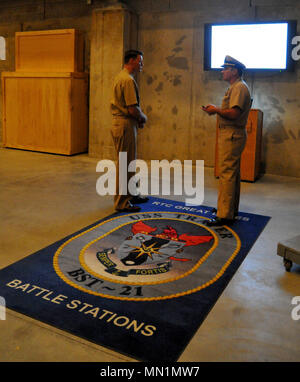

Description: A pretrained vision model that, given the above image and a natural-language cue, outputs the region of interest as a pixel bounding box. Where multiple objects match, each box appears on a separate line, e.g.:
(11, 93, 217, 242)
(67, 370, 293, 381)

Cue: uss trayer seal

(53, 212, 241, 301)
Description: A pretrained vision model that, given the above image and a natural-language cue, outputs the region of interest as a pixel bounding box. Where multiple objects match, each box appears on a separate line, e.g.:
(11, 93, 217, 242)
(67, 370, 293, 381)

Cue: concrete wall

(0, 0, 299, 178)
(88, 5, 138, 159)
(127, 0, 300, 177)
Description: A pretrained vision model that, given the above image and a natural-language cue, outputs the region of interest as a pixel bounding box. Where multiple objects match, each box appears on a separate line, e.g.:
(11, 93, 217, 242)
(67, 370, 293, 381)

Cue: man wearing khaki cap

(202, 55, 251, 226)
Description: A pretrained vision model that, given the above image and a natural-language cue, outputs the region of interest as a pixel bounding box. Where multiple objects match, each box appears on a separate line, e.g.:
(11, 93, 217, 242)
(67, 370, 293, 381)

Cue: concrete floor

(0, 147, 299, 362)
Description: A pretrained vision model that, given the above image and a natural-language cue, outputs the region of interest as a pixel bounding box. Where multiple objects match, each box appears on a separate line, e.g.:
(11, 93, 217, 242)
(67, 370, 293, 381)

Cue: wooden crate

(2, 72, 88, 155)
(214, 109, 263, 182)
(15, 29, 84, 72)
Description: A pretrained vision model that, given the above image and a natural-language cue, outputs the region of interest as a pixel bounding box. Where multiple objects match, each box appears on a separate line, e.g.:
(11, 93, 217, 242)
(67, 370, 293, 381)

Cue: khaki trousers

(111, 117, 137, 210)
(217, 125, 247, 219)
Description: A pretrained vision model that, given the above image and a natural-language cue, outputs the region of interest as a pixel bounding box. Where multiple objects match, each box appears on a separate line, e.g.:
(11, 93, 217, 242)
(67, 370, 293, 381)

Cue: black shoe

(204, 217, 234, 227)
(211, 208, 238, 217)
(116, 202, 141, 212)
(131, 196, 149, 204)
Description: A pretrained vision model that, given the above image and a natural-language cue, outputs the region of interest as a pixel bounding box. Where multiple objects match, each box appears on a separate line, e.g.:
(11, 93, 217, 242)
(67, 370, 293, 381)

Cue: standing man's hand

(139, 112, 147, 124)
(202, 104, 241, 120)
(202, 104, 218, 115)
(138, 113, 147, 128)
(128, 105, 147, 126)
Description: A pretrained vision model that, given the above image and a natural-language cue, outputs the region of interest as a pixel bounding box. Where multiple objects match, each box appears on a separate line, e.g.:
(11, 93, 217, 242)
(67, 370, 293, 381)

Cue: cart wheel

(283, 258, 292, 272)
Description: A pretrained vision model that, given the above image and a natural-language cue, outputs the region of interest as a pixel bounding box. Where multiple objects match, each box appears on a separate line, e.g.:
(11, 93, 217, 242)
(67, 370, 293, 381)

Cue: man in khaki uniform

(110, 50, 148, 212)
(202, 55, 251, 226)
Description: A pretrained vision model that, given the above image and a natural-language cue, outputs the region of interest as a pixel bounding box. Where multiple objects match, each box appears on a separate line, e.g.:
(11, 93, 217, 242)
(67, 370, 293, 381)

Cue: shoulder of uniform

(121, 71, 134, 81)
(233, 80, 249, 91)
(114, 71, 134, 85)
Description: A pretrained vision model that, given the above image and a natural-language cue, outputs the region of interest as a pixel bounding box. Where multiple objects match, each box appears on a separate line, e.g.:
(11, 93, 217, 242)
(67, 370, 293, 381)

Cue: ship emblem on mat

(96, 221, 213, 277)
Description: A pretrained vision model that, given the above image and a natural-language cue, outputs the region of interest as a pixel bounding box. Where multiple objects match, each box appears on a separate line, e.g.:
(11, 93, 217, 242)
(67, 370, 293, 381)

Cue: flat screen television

(204, 20, 297, 71)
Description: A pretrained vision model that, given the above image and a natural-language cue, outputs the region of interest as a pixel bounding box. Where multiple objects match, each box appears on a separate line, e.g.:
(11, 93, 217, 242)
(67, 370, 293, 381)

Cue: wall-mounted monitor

(204, 20, 297, 71)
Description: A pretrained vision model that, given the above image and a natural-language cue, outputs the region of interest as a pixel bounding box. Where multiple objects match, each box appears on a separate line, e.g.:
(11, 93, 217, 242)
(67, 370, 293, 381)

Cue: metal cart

(277, 235, 300, 272)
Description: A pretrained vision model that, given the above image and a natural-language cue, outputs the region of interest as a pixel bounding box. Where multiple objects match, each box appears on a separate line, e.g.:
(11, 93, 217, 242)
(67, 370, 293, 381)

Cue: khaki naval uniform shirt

(217, 78, 251, 220)
(110, 68, 140, 210)
(218, 78, 251, 128)
(110, 68, 140, 117)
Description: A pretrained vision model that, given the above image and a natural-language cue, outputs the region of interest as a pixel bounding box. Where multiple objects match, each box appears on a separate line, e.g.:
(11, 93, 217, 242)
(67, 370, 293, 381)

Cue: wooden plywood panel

(215, 109, 263, 182)
(3, 75, 72, 154)
(15, 29, 84, 72)
(70, 76, 88, 154)
(240, 110, 262, 181)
